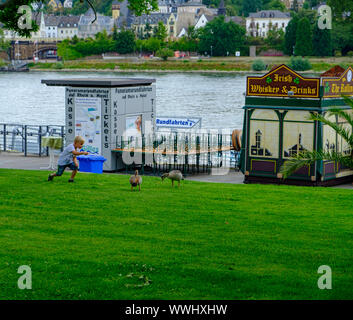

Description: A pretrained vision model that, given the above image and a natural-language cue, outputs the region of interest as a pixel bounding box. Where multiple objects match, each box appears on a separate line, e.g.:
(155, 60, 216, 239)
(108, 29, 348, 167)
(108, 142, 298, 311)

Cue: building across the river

(246, 10, 291, 37)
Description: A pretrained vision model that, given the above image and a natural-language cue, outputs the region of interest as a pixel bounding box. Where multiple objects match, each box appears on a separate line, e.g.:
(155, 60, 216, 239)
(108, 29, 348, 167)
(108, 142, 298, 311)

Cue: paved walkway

(0, 152, 53, 171)
(0, 152, 351, 188)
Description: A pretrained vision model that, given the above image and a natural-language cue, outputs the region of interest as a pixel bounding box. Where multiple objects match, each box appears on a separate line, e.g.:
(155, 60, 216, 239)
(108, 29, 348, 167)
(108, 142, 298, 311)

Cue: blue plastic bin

(77, 154, 107, 174)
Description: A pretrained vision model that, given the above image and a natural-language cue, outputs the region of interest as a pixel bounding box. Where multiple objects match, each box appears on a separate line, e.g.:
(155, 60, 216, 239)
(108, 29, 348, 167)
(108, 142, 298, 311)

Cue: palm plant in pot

(280, 96, 353, 179)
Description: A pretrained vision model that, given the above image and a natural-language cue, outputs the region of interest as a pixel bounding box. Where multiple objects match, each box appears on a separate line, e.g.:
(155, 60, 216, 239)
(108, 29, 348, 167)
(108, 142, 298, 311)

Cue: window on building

(283, 111, 314, 159)
(249, 110, 280, 158)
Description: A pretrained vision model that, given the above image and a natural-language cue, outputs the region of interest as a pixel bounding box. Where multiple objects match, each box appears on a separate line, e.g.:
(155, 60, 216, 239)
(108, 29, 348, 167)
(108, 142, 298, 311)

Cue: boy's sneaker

(68, 179, 74, 183)
(48, 174, 54, 182)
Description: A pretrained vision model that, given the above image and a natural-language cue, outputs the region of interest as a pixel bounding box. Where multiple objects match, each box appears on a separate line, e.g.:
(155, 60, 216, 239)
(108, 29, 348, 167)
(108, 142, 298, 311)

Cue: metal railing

(114, 132, 240, 175)
(0, 123, 65, 156)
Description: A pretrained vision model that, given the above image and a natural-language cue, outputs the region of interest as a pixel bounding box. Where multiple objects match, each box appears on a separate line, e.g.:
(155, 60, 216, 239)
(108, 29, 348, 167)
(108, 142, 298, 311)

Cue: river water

(0, 71, 247, 130)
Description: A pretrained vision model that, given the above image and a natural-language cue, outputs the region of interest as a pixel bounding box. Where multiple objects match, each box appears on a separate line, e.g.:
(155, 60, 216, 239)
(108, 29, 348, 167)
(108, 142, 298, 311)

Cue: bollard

(196, 135, 200, 173)
(3, 124, 6, 152)
(24, 125, 27, 157)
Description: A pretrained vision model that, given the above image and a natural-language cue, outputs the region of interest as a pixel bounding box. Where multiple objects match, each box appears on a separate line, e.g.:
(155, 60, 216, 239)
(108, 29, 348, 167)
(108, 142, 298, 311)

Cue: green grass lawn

(0, 168, 353, 300)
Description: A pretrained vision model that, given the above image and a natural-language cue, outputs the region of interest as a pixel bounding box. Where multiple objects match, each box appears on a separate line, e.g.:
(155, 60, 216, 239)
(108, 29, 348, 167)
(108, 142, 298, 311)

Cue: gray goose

(161, 170, 184, 187)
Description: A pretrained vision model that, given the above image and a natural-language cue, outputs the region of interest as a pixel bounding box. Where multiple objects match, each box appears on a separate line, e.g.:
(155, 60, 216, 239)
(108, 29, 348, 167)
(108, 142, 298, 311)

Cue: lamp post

(210, 45, 213, 57)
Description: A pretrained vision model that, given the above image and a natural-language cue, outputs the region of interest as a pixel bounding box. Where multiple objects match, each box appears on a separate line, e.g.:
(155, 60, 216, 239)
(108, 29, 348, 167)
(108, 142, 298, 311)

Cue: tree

(284, 15, 299, 55)
(0, 0, 159, 37)
(0, 28, 10, 51)
(198, 15, 246, 56)
(265, 25, 285, 49)
(71, 34, 79, 45)
(263, 0, 286, 11)
(144, 37, 160, 54)
(112, 25, 119, 42)
(114, 29, 136, 54)
(144, 22, 152, 39)
(295, 17, 312, 56)
(280, 96, 353, 179)
(312, 22, 332, 56)
(327, 0, 353, 23)
(154, 21, 167, 42)
(241, 0, 262, 17)
(0, 27, 10, 60)
(57, 39, 82, 61)
(332, 21, 353, 55)
(156, 47, 173, 60)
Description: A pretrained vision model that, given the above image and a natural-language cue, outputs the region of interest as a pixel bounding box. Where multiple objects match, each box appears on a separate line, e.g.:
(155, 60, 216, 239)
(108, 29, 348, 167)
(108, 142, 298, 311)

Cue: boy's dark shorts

(56, 163, 79, 176)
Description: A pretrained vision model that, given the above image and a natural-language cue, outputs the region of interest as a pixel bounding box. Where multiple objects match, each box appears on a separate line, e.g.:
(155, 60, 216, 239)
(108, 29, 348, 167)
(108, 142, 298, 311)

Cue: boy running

(48, 136, 89, 183)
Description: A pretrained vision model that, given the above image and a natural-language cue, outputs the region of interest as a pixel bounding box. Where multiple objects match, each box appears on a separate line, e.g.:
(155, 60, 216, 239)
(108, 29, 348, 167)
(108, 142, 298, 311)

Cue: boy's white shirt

(57, 143, 79, 166)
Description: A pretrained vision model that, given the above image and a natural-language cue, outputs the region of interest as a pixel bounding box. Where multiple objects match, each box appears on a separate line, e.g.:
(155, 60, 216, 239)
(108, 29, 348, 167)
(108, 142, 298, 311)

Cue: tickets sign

(247, 64, 320, 98)
(322, 66, 353, 98)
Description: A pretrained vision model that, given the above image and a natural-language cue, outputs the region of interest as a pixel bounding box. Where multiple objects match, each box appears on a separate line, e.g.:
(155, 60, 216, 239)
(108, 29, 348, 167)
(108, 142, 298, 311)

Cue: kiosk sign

(322, 67, 353, 98)
(247, 64, 320, 98)
(75, 97, 101, 154)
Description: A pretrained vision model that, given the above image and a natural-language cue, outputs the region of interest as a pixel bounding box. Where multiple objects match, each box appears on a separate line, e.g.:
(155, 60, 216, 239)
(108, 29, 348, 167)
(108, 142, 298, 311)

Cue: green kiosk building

(240, 64, 353, 186)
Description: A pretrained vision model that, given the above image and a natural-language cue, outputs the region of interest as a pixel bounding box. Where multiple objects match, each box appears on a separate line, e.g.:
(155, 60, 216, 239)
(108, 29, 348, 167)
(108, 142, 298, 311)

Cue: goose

(161, 170, 184, 187)
(129, 170, 142, 191)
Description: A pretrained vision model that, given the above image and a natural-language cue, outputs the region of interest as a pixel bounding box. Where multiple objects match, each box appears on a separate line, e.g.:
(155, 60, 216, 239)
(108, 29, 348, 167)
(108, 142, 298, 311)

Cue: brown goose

(161, 170, 184, 187)
(129, 170, 142, 191)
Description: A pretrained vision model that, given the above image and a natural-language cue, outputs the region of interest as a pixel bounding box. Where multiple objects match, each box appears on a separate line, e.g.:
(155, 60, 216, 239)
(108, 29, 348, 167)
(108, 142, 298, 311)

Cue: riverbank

(27, 56, 353, 73)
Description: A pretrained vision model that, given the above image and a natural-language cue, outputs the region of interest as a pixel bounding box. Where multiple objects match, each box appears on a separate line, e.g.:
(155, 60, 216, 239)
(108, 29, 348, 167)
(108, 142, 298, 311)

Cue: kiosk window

(283, 111, 314, 158)
(249, 110, 279, 158)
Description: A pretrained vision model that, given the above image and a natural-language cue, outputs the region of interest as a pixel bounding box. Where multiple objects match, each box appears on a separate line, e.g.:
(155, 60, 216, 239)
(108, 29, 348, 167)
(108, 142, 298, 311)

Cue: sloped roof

(158, 0, 187, 5)
(44, 14, 61, 26)
(132, 13, 174, 25)
(225, 16, 244, 25)
(248, 10, 291, 19)
(80, 10, 113, 26)
(58, 15, 80, 28)
(321, 65, 345, 78)
(204, 15, 215, 22)
(180, 1, 206, 6)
